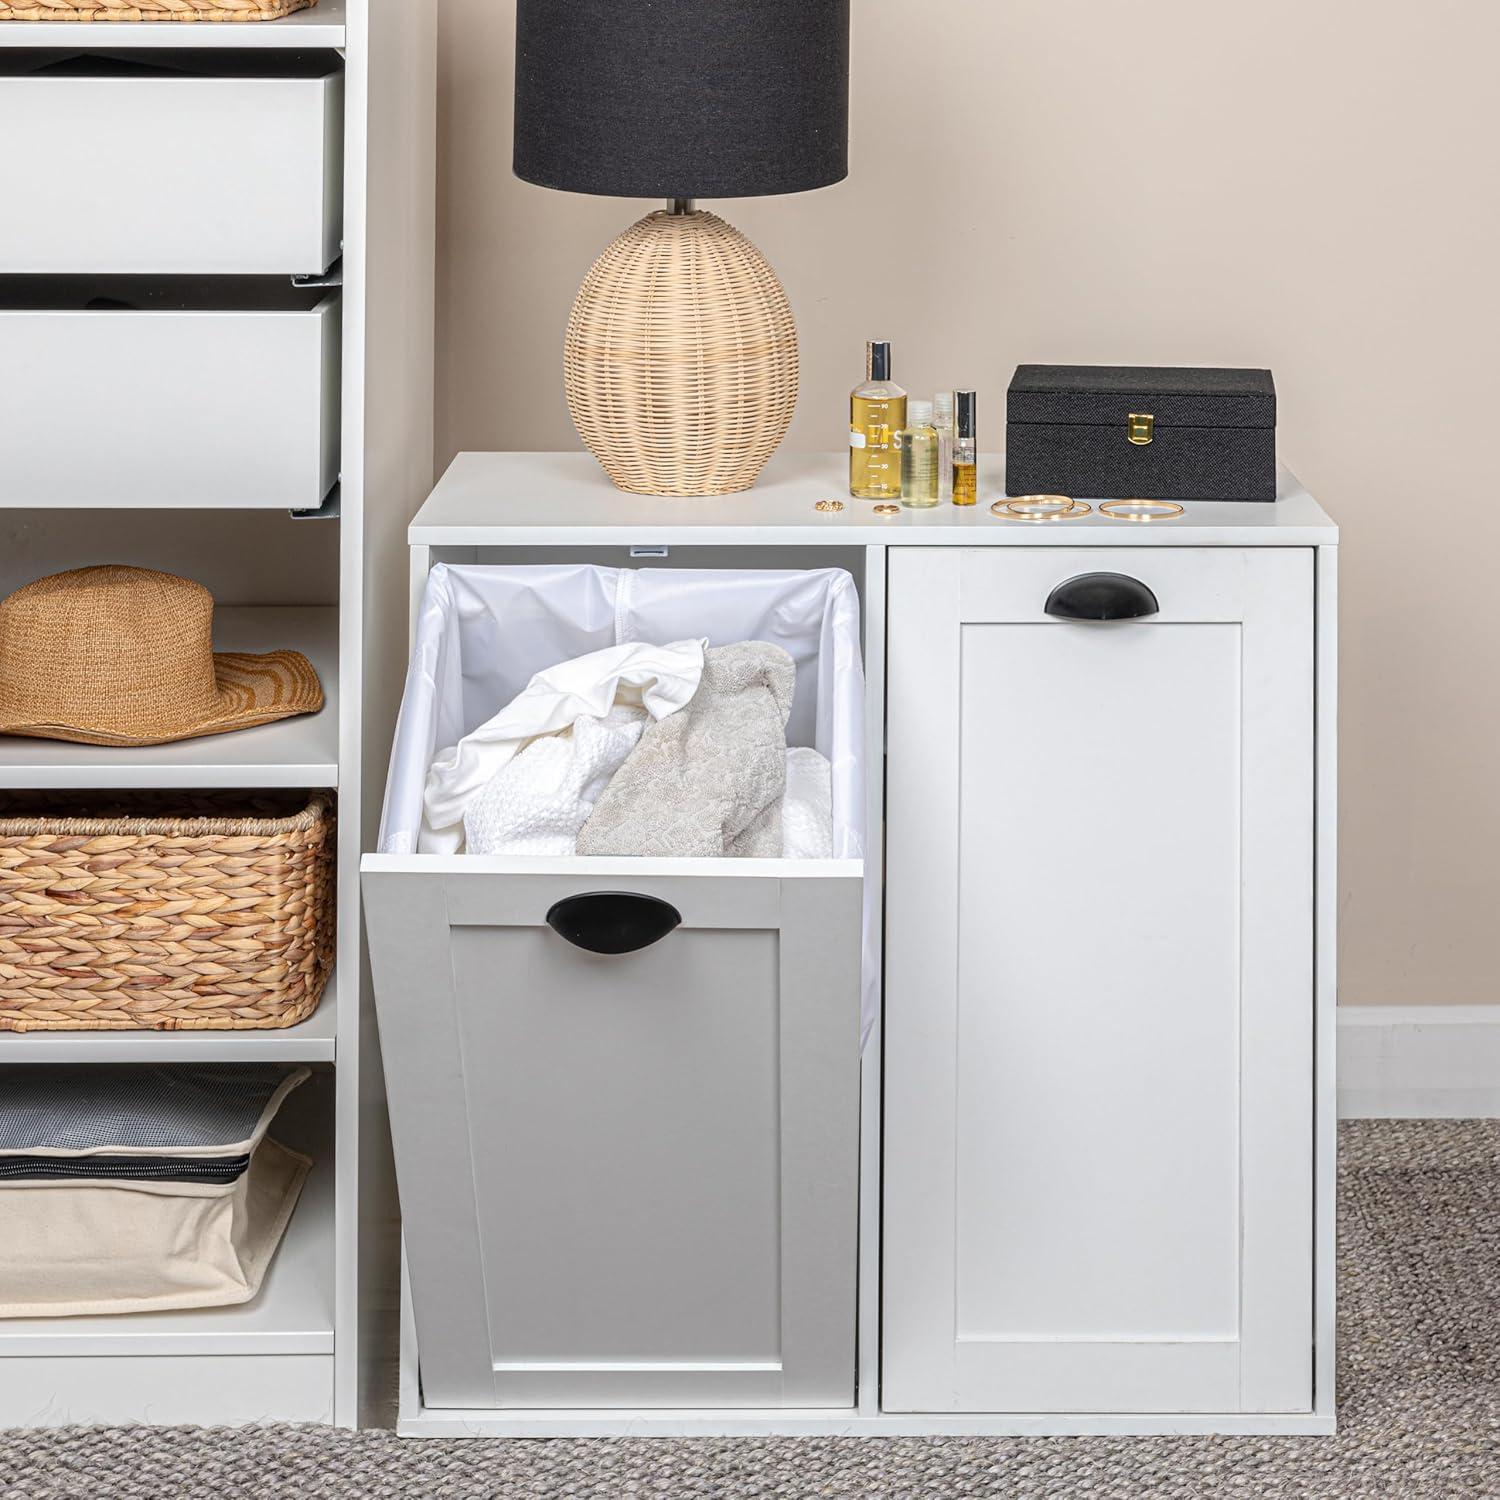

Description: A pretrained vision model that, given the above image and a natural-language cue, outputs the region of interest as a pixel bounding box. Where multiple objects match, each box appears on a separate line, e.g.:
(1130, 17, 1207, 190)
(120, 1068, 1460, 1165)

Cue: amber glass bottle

(952, 389, 978, 505)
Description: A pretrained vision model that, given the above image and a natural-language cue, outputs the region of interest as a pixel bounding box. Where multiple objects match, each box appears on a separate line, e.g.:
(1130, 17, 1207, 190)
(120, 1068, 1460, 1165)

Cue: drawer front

(0, 70, 343, 276)
(883, 546, 1315, 1415)
(0, 297, 340, 509)
(363, 856, 862, 1412)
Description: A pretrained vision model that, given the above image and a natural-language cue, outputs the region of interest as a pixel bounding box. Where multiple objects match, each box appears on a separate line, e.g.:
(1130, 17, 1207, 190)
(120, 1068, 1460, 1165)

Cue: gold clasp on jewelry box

(1127, 412, 1154, 445)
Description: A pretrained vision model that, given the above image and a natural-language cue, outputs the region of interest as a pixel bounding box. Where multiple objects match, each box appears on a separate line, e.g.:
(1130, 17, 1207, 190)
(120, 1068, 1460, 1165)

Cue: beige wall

(436, 0, 1500, 1008)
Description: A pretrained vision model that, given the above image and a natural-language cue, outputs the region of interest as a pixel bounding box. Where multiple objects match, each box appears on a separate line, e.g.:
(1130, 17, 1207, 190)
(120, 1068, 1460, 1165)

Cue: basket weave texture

(0, 793, 334, 1032)
(0, 0, 313, 19)
(564, 210, 799, 497)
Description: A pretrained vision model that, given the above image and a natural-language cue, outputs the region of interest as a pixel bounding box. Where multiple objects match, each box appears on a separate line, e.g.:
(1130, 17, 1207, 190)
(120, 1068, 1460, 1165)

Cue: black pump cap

(868, 341, 892, 382)
(956, 389, 978, 439)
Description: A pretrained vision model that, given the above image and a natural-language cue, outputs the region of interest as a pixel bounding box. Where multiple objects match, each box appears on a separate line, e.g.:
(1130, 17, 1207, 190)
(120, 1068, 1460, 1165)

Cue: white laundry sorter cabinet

(367, 451, 1338, 1438)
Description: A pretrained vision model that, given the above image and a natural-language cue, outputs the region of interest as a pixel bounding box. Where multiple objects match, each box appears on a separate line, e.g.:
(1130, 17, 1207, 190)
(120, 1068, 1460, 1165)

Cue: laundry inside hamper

(0, 1064, 312, 1318)
(377, 563, 878, 1045)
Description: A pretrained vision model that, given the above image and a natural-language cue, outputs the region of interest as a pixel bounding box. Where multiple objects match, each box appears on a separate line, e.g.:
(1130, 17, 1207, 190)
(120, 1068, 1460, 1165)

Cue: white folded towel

(783, 746, 835, 859)
(464, 702, 649, 856)
(421, 638, 705, 854)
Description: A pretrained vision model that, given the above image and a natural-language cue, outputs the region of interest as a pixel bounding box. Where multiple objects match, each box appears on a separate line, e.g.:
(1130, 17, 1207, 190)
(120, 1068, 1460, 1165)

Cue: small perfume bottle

(932, 391, 955, 502)
(953, 389, 978, 506)
(897, 398, 940, 508)
(849, 340, 907, 500)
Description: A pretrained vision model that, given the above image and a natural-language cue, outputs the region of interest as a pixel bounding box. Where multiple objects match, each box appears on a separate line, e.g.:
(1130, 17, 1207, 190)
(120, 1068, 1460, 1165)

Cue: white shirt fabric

(421, 638, 705, 854)
(463, 702, 649, 856)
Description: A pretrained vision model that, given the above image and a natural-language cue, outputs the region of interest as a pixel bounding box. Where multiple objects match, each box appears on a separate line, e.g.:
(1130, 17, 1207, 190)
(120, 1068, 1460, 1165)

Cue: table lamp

(514, 0, 850, 497)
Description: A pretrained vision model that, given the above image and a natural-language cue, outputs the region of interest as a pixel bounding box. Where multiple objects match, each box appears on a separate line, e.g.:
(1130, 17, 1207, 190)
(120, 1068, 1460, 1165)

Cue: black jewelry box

(1005, 365, 1277, 502)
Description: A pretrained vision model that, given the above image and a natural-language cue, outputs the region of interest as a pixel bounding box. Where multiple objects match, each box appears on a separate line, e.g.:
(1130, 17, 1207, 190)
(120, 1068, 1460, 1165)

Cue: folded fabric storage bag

(0, 1064, 311, 1318)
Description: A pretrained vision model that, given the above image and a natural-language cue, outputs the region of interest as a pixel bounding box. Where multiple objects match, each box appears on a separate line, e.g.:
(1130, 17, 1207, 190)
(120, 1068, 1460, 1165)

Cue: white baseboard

(1338, 1005, 1500, 1118)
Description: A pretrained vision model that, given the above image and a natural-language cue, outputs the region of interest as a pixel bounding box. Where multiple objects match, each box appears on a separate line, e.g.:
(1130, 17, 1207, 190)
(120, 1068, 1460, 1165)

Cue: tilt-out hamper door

(364, 857, 862, 1412)
(882, 546, 1314, 1415)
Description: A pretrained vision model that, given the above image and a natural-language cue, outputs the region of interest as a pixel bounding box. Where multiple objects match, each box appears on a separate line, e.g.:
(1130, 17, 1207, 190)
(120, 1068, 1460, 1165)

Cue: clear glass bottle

(849, 340, 907, 500)
(932, 391, 955, 502)
(897, 398, 940, 508)
(952, 388, 978, 505)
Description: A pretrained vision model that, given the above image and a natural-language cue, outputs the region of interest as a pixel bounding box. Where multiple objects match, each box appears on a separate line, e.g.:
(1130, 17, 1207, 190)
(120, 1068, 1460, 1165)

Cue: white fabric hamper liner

(377, 563, 876, 1040)
(0, 1064, 311, 1318)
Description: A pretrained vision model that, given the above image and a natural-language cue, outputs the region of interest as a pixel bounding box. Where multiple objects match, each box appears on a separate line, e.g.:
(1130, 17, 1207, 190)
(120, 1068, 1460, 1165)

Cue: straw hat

(0, 566, 324, 747)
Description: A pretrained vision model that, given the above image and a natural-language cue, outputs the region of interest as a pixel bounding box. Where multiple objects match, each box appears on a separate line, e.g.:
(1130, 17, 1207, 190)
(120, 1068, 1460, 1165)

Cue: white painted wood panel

(0, 289, 340, 509)
(363, 858, 862, 1412)
(0, 58, 342, 275)
(883, 546, 1314, 1415)
(410, 453, 1338, 549)
(0, 1355, 333, 1426)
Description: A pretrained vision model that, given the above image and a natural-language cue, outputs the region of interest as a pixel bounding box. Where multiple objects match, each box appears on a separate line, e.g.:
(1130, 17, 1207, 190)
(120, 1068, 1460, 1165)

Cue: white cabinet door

(364, 858, 862, 1411)
(883, 547, 1315, 1415)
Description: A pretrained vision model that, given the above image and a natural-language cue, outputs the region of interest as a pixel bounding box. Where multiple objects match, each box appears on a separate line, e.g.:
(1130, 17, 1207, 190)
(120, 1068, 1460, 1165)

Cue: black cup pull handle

(545, 891, 682, 955)
(1044, 572, 1160, 622)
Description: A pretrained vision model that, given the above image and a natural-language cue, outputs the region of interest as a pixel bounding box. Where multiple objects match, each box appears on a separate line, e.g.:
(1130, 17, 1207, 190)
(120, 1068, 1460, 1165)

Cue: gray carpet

(2, 1119, 1497, 1498)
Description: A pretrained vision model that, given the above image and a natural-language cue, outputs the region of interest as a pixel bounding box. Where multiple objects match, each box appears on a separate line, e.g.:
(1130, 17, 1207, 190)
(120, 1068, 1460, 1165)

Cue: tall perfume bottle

(849, 340, 907, 500)
(953, 389, 978, 506)
(932, 391, 955, 502)
(897, 398, 939, 508)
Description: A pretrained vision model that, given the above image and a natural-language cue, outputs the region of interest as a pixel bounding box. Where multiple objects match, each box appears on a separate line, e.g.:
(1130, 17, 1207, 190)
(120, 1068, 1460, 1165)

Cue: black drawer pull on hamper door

(1045, 572, 1160, 622)
(545, 891, 682, 954)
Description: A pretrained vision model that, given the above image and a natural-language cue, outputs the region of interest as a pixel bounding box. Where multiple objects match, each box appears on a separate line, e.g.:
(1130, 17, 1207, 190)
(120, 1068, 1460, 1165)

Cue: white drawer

(0, 54, 342, 276)
(0, 281, 340, 510)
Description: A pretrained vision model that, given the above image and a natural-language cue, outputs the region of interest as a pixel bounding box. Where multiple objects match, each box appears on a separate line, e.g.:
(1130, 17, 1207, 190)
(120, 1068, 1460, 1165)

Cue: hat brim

(0, 650, 324, 748)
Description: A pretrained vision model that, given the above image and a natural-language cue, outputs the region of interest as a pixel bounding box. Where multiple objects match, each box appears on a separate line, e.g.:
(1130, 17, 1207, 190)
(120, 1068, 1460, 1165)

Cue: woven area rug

(2, 1119, 1497, 1498)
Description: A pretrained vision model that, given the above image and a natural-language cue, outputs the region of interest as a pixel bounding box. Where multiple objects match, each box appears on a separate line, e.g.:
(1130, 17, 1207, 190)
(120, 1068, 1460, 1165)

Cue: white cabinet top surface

(413, 452, 1337, 548)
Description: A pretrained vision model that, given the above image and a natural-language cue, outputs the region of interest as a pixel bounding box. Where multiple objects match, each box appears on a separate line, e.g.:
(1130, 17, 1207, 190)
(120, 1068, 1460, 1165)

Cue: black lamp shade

(513, 0, 850, 201)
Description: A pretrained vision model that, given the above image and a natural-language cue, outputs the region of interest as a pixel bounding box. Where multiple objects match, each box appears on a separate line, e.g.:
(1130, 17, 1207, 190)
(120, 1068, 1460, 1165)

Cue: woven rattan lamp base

(564, 210, 799, 497)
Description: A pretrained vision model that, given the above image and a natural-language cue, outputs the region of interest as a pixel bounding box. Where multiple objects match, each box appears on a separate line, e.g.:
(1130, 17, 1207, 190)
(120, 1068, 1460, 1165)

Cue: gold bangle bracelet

(992, 496, 1093, 521)
(1098, 498, 1183, 521)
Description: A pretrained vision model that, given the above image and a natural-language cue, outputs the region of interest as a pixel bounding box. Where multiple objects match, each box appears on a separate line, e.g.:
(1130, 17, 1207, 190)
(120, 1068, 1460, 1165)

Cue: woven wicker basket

(0, 792, 334, 1032)
(0, 0, 314, 20)
(564, 209, 799, 497)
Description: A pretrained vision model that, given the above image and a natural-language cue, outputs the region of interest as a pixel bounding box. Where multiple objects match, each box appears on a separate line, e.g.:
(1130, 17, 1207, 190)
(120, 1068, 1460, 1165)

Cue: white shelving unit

(0, 0, 436, 1429)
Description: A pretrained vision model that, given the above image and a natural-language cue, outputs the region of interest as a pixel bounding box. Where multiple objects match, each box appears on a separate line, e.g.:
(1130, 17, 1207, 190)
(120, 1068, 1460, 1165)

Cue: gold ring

(873, 503, 900, 516)
(815, 499, 845, 513)
(1099, 498, 1183, 521)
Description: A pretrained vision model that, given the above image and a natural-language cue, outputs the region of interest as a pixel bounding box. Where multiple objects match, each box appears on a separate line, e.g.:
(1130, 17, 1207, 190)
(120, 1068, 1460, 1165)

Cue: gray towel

(577, 642, 794, 858)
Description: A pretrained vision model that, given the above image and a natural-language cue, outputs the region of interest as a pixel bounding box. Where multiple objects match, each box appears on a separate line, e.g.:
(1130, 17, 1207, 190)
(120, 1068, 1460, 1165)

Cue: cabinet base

(396, 1405, 1335, 1439)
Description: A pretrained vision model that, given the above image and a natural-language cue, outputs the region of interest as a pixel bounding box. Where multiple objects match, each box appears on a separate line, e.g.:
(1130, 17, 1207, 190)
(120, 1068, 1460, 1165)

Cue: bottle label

(849, 430, 867, 449)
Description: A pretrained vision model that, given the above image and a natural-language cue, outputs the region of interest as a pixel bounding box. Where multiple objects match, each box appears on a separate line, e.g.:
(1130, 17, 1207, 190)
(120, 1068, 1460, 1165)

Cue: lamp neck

(668, 198, 696, 216)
